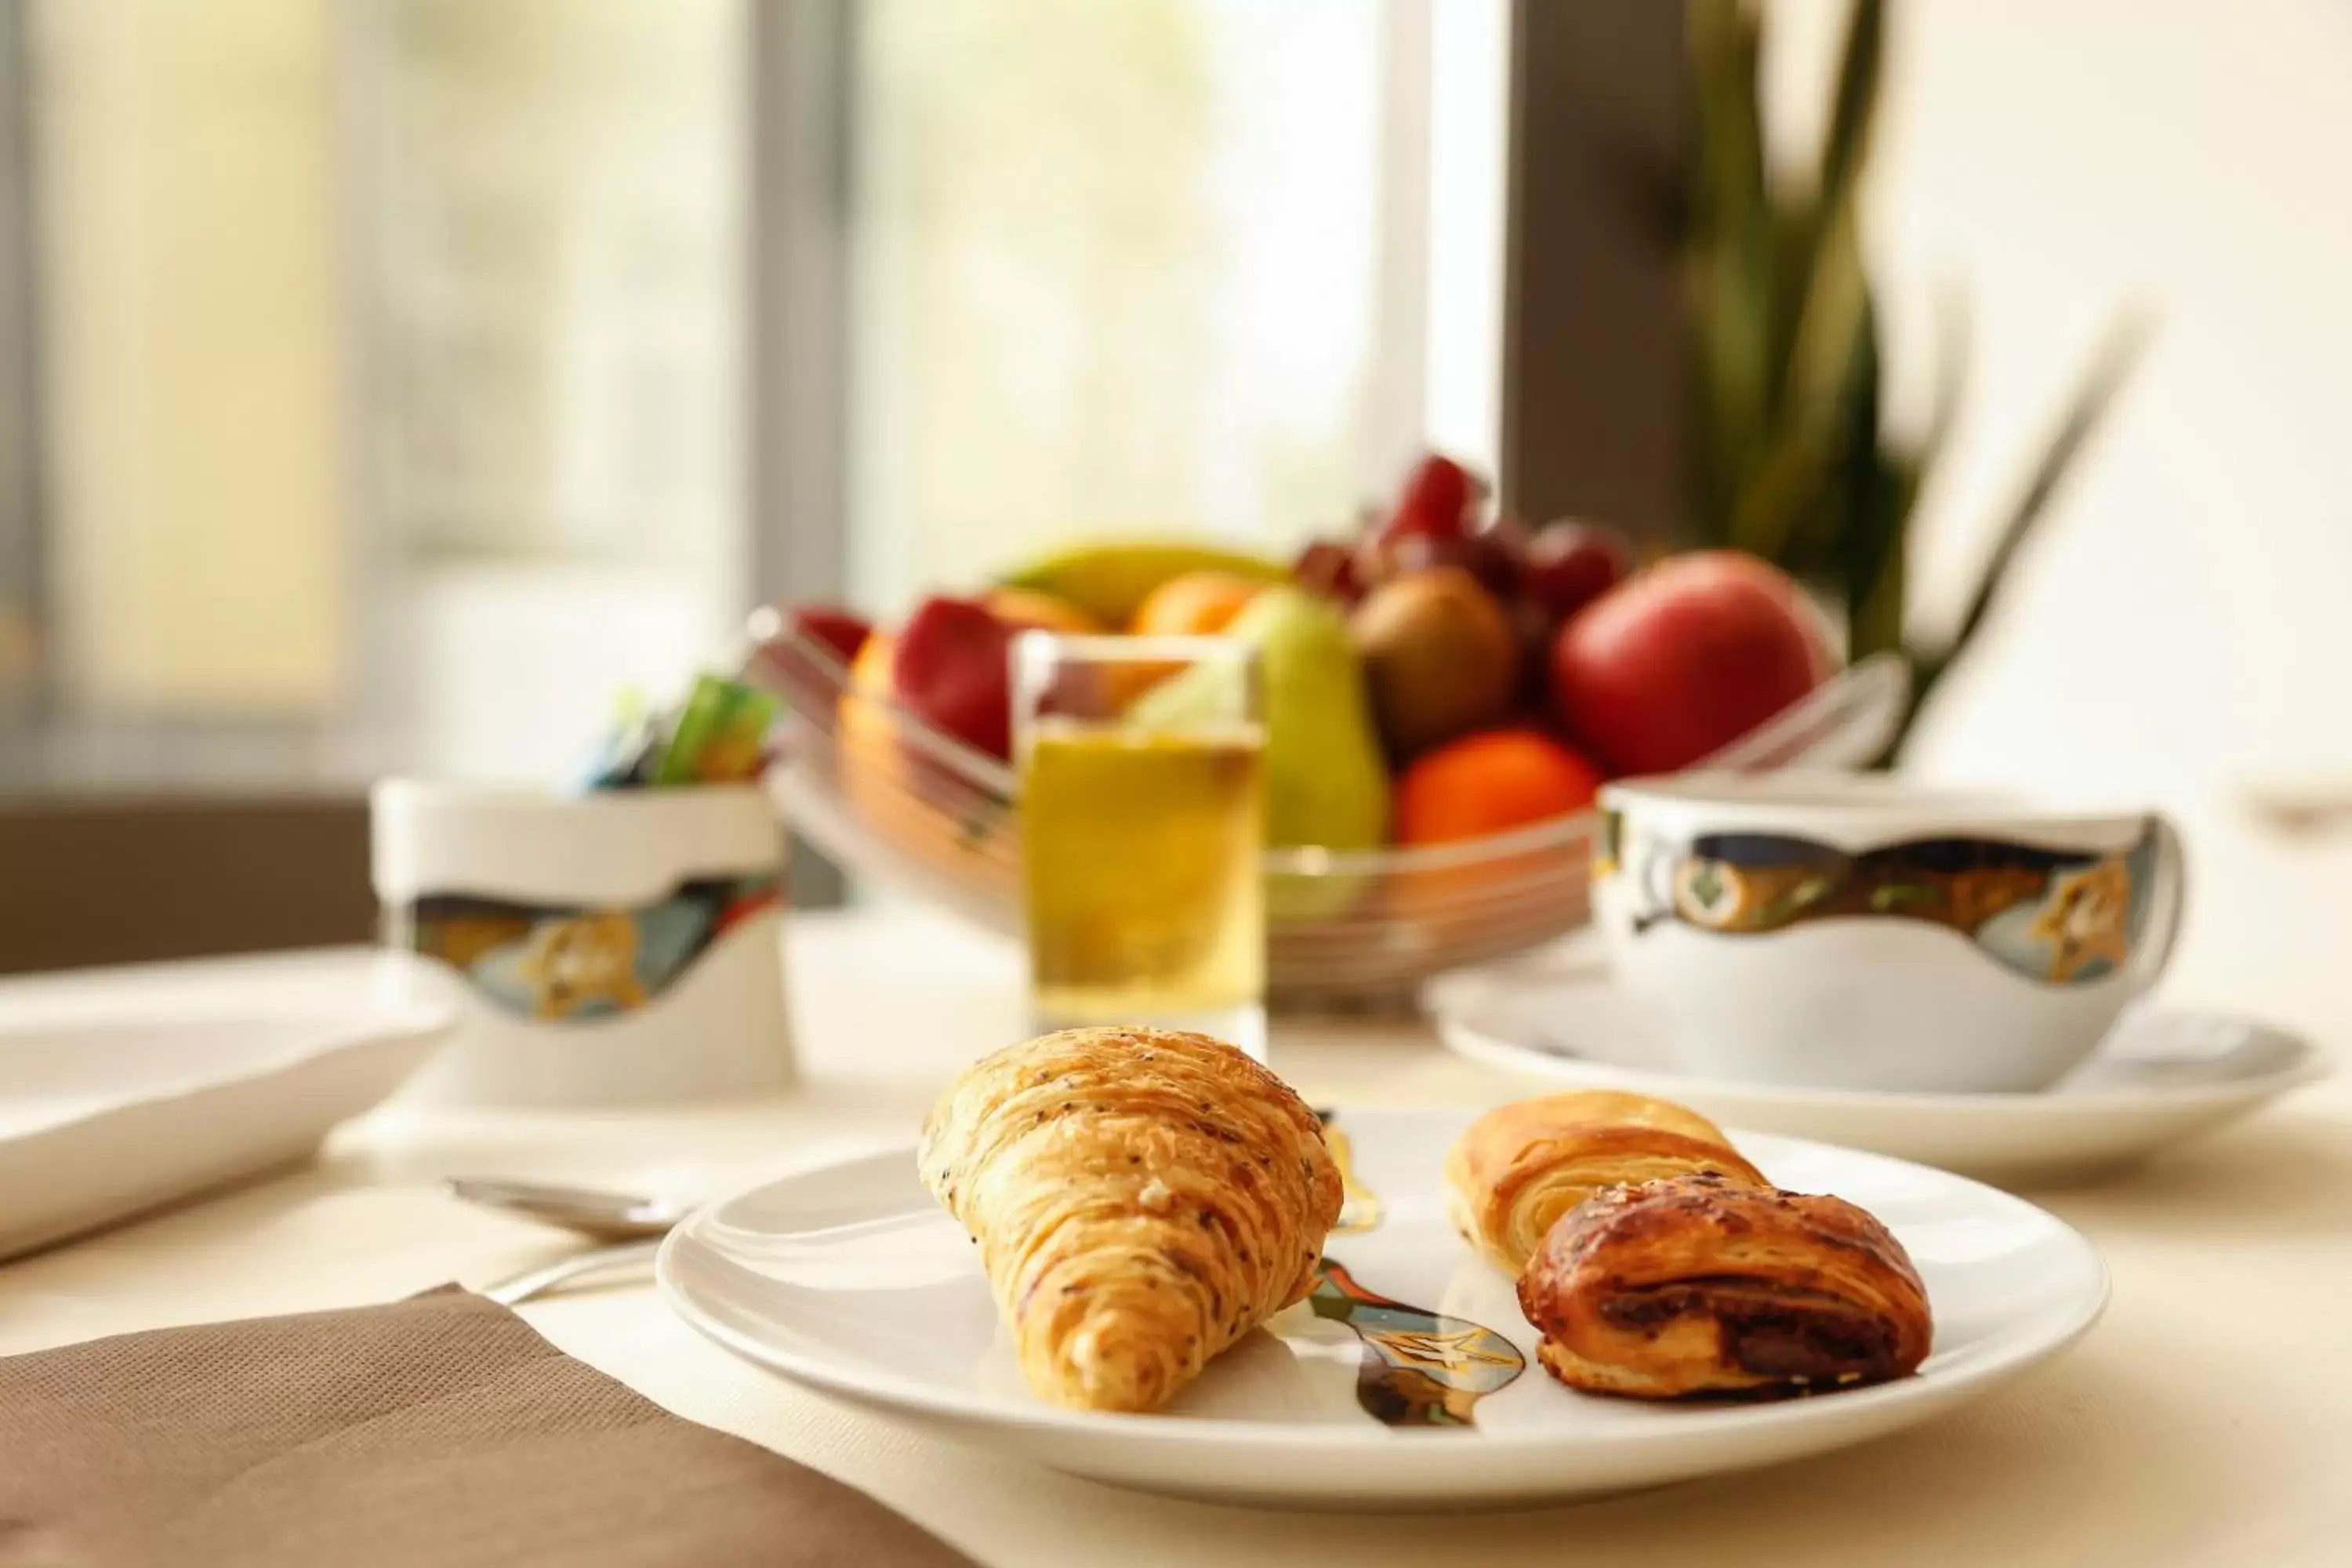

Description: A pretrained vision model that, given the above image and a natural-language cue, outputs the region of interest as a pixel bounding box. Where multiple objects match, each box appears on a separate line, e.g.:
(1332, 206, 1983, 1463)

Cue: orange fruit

(840, 627, 895, 709)
(1396, 728, 1603, 846)
(1385, 728, 1603, 948)
(834, 631, 904, 811)
(984, 586, 1166, 706)
(983, 586, 1105, 635)
(836, 630, 1017, 896)
(1130, 571, 1265, 637)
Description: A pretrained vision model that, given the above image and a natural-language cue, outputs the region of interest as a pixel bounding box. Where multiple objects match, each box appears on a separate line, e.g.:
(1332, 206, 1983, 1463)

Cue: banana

(996, 540, 1287, 629)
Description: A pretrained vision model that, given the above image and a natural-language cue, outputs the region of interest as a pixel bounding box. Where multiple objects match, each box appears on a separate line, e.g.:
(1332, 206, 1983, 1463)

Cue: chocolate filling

(1600, 1287, 1708, 1329)
(1726, 1312, 1895, 1381)
(1598, 1277, 1897, 1383)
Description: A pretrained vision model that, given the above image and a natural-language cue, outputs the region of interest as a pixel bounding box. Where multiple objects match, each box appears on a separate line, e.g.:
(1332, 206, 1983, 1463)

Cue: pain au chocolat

(1515, 1172, 1933, 1399)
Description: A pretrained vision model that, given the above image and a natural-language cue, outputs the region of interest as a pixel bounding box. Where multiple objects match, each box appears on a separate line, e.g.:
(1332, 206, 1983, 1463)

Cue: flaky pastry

(1516, 1172, 1933, 1399)
(919, 1027, 1343, 1413)
(1444, 1090, 1767, 1273)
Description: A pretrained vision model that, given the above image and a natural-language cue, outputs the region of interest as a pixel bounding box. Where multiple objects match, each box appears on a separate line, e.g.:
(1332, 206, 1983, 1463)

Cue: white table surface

(5, 900, 2350, 1567)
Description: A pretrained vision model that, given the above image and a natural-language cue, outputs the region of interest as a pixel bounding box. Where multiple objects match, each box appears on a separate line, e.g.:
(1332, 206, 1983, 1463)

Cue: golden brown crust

(1443, 1091, 1767, 1274)
(1516, 1172, 1933, 1399)
(917, 1027, 1344, 1413)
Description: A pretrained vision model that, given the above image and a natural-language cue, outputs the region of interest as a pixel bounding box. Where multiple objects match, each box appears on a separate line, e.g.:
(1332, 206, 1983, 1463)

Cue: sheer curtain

(842, 0, 1447, 617)
(5, 0, 1499, 789)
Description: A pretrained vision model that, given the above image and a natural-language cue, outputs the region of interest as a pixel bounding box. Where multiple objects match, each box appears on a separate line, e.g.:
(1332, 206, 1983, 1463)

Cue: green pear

(1131, 588, 1389, 922)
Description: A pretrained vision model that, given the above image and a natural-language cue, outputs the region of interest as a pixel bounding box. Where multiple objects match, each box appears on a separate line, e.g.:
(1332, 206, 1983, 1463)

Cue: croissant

(918, 1026, 1344, 1413)
(1443, 1090, 1768, 1274)
(1516, 1172, 1933, 1399)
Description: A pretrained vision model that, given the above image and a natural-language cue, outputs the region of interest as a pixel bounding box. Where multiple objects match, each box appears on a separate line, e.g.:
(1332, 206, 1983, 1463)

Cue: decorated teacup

(1592, 773, 2187, 1094)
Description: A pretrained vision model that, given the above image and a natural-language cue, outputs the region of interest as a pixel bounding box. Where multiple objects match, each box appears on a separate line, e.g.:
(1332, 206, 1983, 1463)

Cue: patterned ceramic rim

(1599, 814, 2182, 989)
(385, 873, 782, 1022)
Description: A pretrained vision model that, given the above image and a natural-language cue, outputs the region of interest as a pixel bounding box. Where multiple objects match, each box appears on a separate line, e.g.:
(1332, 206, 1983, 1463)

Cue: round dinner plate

(1428, 950, 2331, 1183)
(659, 1109, 2106, 1509)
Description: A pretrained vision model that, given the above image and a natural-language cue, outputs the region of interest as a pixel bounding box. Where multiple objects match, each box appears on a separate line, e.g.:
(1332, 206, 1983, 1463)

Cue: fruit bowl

(748, 627, 1908, 1010)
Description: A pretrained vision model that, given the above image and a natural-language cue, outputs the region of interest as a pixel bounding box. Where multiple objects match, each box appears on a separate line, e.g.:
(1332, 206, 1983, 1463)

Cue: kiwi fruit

(1349, 567, 1519, 758)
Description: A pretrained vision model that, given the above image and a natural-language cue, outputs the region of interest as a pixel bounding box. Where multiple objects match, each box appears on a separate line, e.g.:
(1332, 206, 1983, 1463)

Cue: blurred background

(1, 0, 2348, 1020)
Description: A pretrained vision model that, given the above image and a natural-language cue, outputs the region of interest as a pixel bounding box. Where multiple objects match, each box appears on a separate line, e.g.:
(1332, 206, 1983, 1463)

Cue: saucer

(1426, 949, 2329, 1182)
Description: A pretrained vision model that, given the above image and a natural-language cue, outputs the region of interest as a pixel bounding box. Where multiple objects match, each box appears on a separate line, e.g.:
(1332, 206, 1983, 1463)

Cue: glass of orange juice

(1012, 633, 1266, 1058)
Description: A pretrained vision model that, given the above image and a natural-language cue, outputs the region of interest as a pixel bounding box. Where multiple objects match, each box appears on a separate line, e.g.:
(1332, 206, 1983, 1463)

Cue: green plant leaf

(1897, 314, 2152, 749)
(1820, 0, 1886, 223)
(1686, 0, 1778, 543)
(1849, 467, 1910, 662)
(1769, 0, 1881, 382)
(1838, 303, 1912, 663)
(1724, 426, 1836, 564)
(1892, 281, 1971, 556)
(1690, 250, 1773, 546)
(1937, 316, 2151, 666)
(1774, 184, 1871, 481)
(1732, 274, 1892, 581)
(1688, 0, 1768, 231)
(1678, 0, 2143, 768)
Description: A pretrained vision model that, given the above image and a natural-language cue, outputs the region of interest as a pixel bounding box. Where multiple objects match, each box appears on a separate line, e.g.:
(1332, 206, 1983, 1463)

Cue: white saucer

(1428, 949, 2330, 1182)
(660, 1109, 2105, 1509)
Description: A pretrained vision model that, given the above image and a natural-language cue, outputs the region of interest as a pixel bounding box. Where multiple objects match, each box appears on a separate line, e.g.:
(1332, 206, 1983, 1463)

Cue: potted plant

(1680, 0, 2146, 757)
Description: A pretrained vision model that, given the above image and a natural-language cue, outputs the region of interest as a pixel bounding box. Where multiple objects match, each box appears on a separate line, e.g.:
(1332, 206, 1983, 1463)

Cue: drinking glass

(1012, 633, 1266, 1058)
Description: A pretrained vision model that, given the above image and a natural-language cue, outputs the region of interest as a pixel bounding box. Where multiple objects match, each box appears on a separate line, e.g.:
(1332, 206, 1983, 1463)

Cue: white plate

(0, 949, 456, 1259)
(1428, 949, 2331, 1182)
(659, 1109, 2105, 1509)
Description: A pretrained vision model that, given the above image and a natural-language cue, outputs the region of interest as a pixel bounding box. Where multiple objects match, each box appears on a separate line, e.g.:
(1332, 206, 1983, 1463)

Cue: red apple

(1549, 551, 1831, 775)
(787, 604, 873, 666)
(892, 596, 1016, 760)
(745, 602, 870, 713)
(1522, 521, 1632, 624)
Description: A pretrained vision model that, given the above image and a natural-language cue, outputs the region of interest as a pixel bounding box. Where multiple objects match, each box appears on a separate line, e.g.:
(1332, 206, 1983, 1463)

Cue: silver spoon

(447, 1178, 687, 1302)
(481, 1238, 666, 1306)
(443, 1177, 690, 1241)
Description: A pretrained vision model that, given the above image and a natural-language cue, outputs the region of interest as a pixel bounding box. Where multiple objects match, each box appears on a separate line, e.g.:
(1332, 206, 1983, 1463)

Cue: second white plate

(1428, 949, 2329, 1181)
(0, 949, 456, 1259)
(660, 1109, 2105, 1509)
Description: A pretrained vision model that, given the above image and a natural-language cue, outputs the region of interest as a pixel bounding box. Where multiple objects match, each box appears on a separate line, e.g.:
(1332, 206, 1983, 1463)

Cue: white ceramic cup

(371, 781, 794, 1106)
(1591, 773, 2187, 1094)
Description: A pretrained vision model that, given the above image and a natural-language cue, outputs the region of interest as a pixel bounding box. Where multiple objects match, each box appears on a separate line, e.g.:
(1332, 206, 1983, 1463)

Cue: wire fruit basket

(749, 626, 1907, 1010)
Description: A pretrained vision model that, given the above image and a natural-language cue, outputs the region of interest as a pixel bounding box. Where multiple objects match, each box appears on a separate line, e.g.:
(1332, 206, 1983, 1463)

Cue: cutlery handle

(480, 1238, 665, 1306)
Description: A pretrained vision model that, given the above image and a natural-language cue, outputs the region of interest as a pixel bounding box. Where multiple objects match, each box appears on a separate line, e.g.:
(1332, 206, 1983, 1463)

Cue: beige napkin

(0, 1288, 974, 1568)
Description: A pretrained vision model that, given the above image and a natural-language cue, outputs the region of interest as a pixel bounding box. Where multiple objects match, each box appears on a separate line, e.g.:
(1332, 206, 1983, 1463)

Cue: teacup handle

(2127, 814, 2188, 989)
(1629, 837, 1680, 933)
